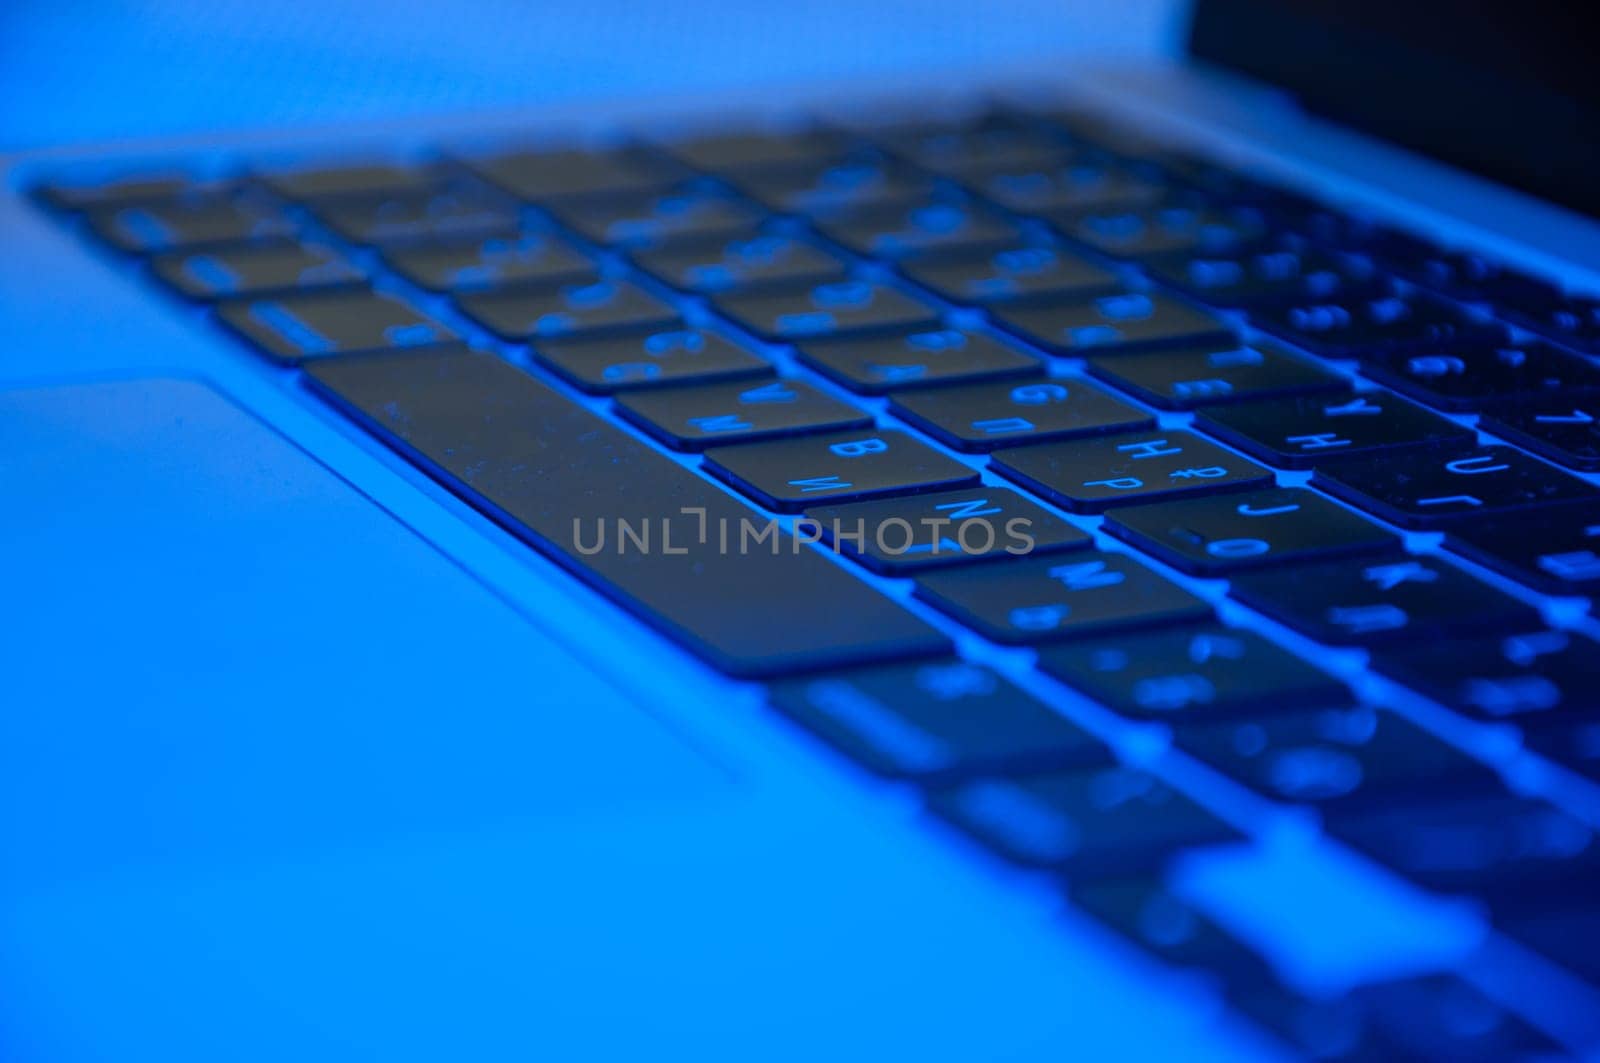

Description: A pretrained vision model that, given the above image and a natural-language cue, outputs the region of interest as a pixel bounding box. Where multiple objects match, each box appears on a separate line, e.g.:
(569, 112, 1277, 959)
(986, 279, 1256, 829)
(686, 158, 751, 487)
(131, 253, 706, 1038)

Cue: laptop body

(3, 3, 1599, 1060)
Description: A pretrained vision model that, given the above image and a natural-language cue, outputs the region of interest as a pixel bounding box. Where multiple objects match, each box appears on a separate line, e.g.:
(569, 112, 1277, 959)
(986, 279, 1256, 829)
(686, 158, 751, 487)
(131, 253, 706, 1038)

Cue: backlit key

(703, 428, 978, 512)
(992, 429, 1271, 513)
(993, 291, 1234, 356)
(891, 377, 1152, 452)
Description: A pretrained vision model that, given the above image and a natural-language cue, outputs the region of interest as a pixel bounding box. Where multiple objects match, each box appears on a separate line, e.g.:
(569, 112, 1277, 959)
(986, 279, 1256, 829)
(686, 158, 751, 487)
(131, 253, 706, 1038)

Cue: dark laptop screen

(1187, 1, 1599, 217)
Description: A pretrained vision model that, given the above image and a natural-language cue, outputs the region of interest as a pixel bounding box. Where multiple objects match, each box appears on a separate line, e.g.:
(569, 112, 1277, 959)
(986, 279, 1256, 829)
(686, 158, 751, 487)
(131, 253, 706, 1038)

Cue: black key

(1327, 795, 1600, 906)
(657, 130, 847, 174)
(305, 348, 948, 676)
(731, 156, 936, 214)
(531, 327, 772, 394)
(1497, 904, 1600, 989)
(615, 377, 870, 450)
(150, 240, 365, 300)
(545, 184, 766, 248)
(812, 199, 1023, 260)
(1444, 505, 1600, 596)
(38, 172, 229, 210)
(258, 162, 443, 202)
(631, 232, 847, 293)
(1068, 876, 1278, 991)
(993, 291, 1234, 357)
(993, 429, 1271, 513)
(382, 232, 596, 293)
(891, 377, 1152, 452)
(87, 196, 293, 253)
(458, 279, 679, 341)
(1147, 245, 1388, 309)
(703, 428, 978, 512)
(216, 290, 459, 364)
(979, 160, 1168, 214)
(1104, 487, 1397, 576)
(878, 119, 1073, 178)
(767, 659, 1108, 781)
(1060, 203, 1269, 260)
(914, 550, 1211, 644)
(1251, 292, 1506, 359)
(1524, 718, 1600, 784)
(1312, 445, 1600, 529)
(456, 147, 683, 202)
(1172, 706, 1500, 813)
(1039, 623, 1347, 721)
(798, 327, 1041, 394)
(1499, 290, 1600, 355)
(929, 764, 1242, 871)
(899, 244, 1121, 306)
(1228, 555, 1538, 646)
(1360, 341, 1600, 412)
(1086, 341, 1348, 410)
(1372, 239, 1526, 303)
(1194, 392, 1475, 469)
(804, 487, 1091, 574)
(714, 279, 941, 341)
(310, 186, 520, 245)
(1371, 630, 1600, 723)
(1481, 400, 1600, 471)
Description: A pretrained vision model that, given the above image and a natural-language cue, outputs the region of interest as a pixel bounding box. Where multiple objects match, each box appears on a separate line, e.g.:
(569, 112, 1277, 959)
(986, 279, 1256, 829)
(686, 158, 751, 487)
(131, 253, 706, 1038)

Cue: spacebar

(305, 349, 950, 677)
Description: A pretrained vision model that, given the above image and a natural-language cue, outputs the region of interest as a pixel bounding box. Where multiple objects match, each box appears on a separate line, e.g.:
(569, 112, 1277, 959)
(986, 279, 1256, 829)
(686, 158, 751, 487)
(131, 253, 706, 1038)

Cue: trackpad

(0, 376, 726, 889)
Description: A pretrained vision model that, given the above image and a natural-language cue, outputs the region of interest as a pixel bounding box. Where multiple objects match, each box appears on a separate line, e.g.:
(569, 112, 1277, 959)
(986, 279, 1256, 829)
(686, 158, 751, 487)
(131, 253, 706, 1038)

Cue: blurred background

(0, 0, 1186, 150)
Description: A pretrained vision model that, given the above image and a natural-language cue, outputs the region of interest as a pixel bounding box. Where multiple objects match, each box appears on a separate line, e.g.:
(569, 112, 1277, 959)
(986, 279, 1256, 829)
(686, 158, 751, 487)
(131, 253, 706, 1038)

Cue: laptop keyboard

(35, 104, 1600, 1060)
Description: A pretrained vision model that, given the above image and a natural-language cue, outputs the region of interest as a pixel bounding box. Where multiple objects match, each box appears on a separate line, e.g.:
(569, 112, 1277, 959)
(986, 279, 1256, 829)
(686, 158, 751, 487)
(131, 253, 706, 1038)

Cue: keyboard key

(1251, 292, 1506, 359)
(993, 430, 1271, 513)
(258, 161, 443, 201)
(993, 291, 1234, 356)
(1360, 341, 1600, 412)
(1228, 555, 1538, 646)
(457, 146, 683, 202)
(458, 279, 679, 340)
(217, 290, 459, 364)
(87, 196, 293, 253)
(878, 119, 1073, 178)
(1068, 876, 1278, 991)
(150, 240, 365, 300)
(1172, 706, 1500, 813)
(1480, 400, 1600, 471)
(703, 428, 978, 512)
(812, 200, 1023, 260)
(1228, 987, 1383, 1063)
(1311, 445, 1600, 529)
(1328, 795, 1599, 906)
(1085, 341, 1347, 410)
(1371, 630, 1600, 723)
(1498, 290, 1600, 355)
(1523, 718, 1600, 784)
(899, 244, 1121, 305)
(1194, 392, 1475, 469)
(804, 487, 1091, 574)
(615, 377, 871, 450)
(657, 129, 847, 174)
(914, 550, 1211, 644)
(1146, 245, 1387, 308)
(532, 327, 772, 394)
(1061, 203, 1269, 260)
(1104, 486, 1396, 576)
(798, 327, 1041, 394)
(731, 156, 936, 214)
(767, 659, 1108, 781)
(382, 232, 596, 293)
(546, 184, 766, 248)
(890, 377, 1152, 452)
(38, 172, 228, 210)
(310, 185, 520, 245)
(714, 280, 941, 341)
(306, 348, 948, 676)
(929, 764, 1242, 871)
(1444, 505, 1600, 596)
(979, 161, 1168, 214)
(631, 232, 848, 293)
(1038, 623, 1347, 722)
(1371, 240, 1527, 303)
